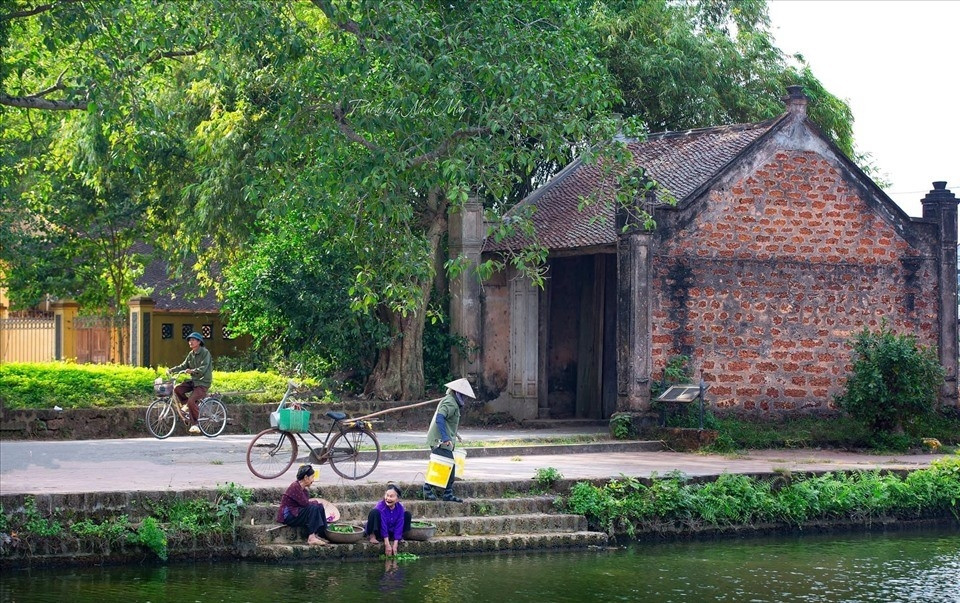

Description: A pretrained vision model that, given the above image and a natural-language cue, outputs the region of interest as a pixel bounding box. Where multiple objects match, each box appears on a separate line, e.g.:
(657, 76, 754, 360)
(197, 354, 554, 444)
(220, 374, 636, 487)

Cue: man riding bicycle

(169, 331, 213, 435)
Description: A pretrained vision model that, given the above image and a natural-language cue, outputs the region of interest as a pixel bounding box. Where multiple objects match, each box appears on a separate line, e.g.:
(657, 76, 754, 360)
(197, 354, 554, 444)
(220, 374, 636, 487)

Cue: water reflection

(1, 530, 958, 602)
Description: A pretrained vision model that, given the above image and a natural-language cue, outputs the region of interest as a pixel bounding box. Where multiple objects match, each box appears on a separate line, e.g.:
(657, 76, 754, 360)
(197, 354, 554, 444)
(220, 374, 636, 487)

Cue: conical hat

(444, 378, 476, 398)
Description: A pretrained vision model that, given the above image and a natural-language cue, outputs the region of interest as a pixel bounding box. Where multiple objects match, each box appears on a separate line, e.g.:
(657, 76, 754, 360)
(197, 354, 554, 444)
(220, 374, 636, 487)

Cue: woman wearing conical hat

(423, 378, 475, 502)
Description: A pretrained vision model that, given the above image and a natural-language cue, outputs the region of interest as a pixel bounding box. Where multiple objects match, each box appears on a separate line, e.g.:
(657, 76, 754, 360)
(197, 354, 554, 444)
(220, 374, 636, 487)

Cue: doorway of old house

(545, 253, 617, 420)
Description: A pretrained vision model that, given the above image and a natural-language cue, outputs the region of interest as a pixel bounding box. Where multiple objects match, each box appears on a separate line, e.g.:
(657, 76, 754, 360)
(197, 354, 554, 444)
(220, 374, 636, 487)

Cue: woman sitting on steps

(276, 464, 330, 546)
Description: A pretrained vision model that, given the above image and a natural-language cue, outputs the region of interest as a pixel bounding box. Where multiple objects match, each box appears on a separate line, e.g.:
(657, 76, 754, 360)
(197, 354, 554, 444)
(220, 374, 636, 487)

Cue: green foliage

(593, 0, 858, 160)
(134, 517, 168, 561)
(20, 497, 62, 537)
(700, 411, 960, 453)
(836, 323, 946, 434)
(215, 482, 252, 532)
(609, 413, 635, 440)
(534, 467, 564, 490)
(561, 460, 960, 535)
(0, 363, 304, 409)
(222, 218, 384, 379)
(422, 300, 469, 390)
(69, 515, 133, 546)
(650, 355, 692, 400)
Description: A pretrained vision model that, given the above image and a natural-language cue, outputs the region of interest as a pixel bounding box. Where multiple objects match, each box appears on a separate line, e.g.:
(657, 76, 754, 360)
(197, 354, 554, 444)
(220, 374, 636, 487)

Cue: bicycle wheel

(197, 397, 227, 437)
(146, 398, 177, 439)
(246, 428, 297, 479)
(328, 427, 381, 480)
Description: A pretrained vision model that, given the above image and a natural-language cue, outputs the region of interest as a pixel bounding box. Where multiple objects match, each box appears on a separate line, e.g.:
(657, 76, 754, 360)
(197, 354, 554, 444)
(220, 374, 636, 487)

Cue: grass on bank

(559, 454, 960, 536)
(0, 483, 252, 561)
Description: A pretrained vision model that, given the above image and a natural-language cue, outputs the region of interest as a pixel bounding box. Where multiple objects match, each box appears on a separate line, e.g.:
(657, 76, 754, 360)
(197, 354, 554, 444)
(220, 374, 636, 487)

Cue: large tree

(2, 1, 862, 402)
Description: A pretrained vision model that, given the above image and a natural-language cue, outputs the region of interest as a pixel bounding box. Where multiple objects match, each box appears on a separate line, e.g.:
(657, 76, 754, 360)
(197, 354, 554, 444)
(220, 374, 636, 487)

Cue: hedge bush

(0, 363, 305, 409)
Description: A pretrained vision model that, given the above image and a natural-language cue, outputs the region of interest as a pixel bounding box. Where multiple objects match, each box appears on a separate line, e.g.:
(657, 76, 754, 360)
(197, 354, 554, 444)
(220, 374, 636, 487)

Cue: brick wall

(652, 151, 940, 415)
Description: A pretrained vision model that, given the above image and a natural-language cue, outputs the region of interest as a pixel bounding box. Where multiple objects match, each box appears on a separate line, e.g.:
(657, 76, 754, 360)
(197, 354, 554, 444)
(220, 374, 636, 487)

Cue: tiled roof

(133, 242, 221, 312)
(485, 116, 784, 252)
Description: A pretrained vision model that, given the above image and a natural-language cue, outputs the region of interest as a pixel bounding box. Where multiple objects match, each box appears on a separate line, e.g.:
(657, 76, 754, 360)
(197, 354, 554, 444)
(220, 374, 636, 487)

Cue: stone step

(247, 512, 588, 545)
(246, 478, 564, 504)
(377, 439, 663, 460)
(518, 418, 611, 429)
(243, 531, 611, 561)
(243, 495, 559, 523)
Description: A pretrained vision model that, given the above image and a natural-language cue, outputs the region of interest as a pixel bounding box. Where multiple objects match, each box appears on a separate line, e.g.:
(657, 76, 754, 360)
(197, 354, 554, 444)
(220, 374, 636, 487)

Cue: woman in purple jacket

(276, 465, 329, 545)
(364, 484, 412, 556)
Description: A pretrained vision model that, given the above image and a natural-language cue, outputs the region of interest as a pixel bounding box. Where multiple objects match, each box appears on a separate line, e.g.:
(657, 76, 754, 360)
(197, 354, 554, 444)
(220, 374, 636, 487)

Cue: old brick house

(449, 87, 958, 422)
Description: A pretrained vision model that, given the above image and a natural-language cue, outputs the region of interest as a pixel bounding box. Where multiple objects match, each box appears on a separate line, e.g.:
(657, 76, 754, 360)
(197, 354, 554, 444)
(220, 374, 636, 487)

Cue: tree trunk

(364, 189, 448, 400)
(364, 303, 429, 400)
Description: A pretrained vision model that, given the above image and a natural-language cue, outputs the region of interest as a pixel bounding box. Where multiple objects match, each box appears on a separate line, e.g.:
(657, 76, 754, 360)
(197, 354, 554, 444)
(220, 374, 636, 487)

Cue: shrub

(0, 363, 304, 409)
(534, 467, 563, 490)
(835, 323, 946, 435)
(561, 460, 960, 535)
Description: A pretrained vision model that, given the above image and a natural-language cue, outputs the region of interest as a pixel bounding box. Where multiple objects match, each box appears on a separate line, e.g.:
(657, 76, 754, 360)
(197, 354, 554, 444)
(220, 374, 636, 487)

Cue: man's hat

(187, 332, 204, 344)
(444, 378, 476, 398)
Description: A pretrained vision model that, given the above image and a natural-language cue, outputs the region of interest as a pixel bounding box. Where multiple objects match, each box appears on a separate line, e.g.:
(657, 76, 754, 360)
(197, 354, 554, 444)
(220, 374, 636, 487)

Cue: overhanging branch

(1, 0, 81, 21)
(0, 68, 88, 111)
(0, 93, 88, 111)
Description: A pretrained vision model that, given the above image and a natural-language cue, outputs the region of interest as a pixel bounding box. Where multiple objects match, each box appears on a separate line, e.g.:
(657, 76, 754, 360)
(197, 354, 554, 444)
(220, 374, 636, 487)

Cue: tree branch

(307, 0, 390, 47)
(145, 45, 209, 66)
(332, 102, 383, 153)
(0, 68, 88, 110)
(408, 127, 491, 168)
(0, 90, 88, 111)
(1, 0, 80, 21)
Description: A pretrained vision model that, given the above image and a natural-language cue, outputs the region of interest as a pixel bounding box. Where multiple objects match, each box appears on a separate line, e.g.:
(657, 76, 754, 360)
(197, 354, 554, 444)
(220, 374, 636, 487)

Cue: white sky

(766, 0, 960, 217)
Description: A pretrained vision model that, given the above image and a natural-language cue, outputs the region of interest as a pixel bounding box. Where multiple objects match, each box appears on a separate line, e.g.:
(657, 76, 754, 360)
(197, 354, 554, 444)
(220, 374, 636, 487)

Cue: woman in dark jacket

(276, 465, 329, 545)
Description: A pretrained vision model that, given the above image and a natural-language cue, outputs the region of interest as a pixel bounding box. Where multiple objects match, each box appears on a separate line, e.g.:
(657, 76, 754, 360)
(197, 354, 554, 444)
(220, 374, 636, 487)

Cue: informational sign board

(656, 383, 709, 429)
(656, 385, 702, 403)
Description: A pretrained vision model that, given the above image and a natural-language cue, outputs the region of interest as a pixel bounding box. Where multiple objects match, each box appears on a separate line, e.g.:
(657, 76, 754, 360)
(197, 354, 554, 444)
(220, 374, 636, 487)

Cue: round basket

(325, 524, 365, 544)
(403, 523, 437, 541)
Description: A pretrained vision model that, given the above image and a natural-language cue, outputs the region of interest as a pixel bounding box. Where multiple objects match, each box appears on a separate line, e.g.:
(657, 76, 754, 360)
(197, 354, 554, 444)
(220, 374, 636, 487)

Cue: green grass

(685, 411, 960, 453)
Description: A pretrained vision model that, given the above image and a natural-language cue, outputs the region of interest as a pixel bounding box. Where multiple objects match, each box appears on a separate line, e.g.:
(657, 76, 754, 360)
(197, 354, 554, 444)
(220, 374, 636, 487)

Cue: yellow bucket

(425, 453, 455, 487)
(453, 448, 466, 479)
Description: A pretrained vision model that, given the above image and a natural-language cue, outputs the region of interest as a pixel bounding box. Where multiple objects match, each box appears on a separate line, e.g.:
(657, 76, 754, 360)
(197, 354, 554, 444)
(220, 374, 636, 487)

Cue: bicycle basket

(153, 378, 174, 396)
(278, 408, 310, 433)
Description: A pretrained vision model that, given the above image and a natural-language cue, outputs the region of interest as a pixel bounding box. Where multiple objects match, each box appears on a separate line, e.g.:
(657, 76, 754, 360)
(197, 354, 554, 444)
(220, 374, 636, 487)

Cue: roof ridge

(638, 115, 781, 142)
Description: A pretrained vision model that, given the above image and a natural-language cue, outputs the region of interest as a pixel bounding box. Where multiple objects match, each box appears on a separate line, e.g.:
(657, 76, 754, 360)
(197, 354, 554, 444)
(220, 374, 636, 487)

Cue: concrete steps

(246, 531, 611, 561)
(239, 484, 610, 561)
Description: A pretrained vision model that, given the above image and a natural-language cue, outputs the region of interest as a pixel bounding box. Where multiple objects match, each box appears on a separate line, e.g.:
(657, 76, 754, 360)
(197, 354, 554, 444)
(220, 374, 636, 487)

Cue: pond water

(2, 529, 958, 603)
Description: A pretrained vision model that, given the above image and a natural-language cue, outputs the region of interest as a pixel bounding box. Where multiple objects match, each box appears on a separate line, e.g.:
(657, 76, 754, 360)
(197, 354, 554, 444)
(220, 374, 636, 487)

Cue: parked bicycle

(245, 379, 381, 480)
(146, 370, 228, 438)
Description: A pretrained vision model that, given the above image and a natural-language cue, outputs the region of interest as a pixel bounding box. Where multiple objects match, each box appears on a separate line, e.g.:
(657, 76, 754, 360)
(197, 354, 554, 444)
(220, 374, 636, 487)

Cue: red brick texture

(651, 151, 939, 415)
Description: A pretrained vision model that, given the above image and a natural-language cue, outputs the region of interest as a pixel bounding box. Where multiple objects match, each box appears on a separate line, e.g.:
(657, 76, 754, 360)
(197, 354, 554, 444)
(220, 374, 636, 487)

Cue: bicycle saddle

(325, 411, 347, 421)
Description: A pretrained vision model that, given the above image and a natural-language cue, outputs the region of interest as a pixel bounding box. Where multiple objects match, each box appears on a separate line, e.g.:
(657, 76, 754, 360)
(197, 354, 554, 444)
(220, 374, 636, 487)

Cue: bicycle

(245, 379, 381, 480)
(146, 370, 228, 439)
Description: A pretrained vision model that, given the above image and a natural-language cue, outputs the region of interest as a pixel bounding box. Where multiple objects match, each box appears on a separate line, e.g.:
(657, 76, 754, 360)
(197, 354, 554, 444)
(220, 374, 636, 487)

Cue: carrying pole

(352, 397, 443, 422)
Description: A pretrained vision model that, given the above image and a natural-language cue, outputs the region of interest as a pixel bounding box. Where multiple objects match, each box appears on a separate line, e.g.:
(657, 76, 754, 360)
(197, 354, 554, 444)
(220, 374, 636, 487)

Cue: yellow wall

(149, 311, 250, 369)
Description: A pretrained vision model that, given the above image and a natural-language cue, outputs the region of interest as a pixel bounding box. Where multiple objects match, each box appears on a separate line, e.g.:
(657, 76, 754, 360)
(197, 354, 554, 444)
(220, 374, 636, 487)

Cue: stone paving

(0, 429, 950, 496)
